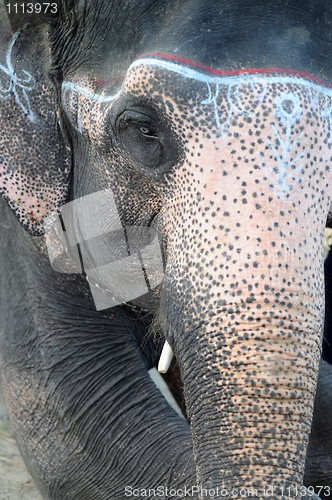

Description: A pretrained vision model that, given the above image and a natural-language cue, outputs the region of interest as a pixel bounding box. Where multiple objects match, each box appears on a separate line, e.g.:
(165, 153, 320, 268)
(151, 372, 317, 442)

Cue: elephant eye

(138, 125, 158, 138)
(115, 109, 163, 169)
(113, 102, 181, 176)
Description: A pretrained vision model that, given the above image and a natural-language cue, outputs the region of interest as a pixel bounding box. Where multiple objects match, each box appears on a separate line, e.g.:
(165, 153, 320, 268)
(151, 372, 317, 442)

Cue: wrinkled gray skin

(1, 1, 332, 499)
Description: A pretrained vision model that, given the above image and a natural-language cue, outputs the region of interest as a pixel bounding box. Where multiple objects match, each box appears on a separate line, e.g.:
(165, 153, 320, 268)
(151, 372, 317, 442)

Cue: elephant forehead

(124, 61, 332, 153)
(124, 61, 332, 199)
(124, 59, 332, 115)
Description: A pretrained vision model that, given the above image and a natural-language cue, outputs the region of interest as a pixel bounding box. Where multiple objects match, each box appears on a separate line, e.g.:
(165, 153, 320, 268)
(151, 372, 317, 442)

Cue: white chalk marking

(0, 23, 36, 121)
(62, 81, 120, 103)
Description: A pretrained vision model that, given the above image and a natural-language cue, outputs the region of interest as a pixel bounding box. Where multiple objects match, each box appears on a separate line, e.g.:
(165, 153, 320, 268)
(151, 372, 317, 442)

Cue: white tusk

(158, 341, 174, 374)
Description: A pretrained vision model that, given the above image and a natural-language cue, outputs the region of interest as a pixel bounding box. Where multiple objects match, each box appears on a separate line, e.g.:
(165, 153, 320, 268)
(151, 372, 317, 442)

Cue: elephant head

(1, 0, 332, 498)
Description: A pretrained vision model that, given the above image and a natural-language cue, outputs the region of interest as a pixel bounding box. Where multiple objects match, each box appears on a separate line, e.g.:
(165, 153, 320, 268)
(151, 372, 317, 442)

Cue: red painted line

(137, 52, 332, 87)
(86, 54, 332, 88)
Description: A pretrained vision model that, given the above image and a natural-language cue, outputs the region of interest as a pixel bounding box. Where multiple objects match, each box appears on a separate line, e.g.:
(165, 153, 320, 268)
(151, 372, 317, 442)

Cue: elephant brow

(137, 52, 332, 87)
(62, 59, 332, 109)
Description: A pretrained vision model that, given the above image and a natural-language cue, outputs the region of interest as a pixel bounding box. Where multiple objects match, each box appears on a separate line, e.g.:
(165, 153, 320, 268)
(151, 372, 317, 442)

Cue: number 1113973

(6, 3, 57, 14)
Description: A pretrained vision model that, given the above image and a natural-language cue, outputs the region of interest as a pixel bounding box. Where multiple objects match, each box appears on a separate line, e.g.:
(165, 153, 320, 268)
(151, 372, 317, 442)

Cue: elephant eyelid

(117, 108, 158, 128)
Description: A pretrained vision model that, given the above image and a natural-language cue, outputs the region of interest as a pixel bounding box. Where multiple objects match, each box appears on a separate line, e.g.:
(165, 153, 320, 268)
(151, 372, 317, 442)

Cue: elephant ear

(0, 1, 71, 235)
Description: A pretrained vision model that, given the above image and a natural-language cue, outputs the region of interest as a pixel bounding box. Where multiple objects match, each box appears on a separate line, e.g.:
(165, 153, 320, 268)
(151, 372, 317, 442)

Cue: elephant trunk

(156, 77, 330, 497)
(179, 297, 321, 498)
(159, 242, 324, 499)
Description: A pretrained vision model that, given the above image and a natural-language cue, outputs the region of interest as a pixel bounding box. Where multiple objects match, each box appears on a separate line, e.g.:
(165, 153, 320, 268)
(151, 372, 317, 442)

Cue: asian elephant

(1, 0, 332, 499)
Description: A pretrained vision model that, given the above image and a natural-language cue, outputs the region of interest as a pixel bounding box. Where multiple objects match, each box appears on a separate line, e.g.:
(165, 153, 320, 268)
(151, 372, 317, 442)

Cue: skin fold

(1, 1, 332, 499)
